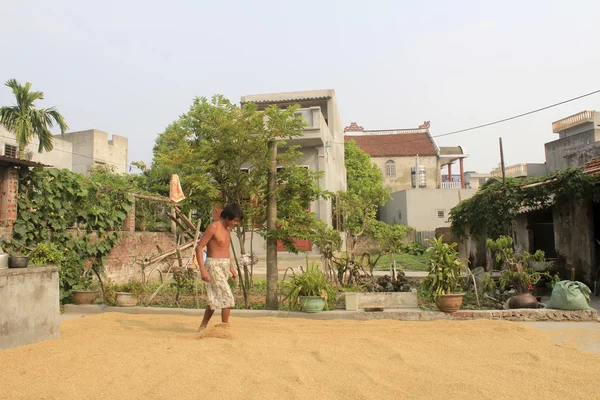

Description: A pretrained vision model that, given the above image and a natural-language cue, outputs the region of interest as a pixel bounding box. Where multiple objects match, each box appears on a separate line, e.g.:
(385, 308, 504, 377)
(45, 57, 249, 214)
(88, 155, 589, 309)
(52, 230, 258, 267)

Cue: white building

(0, 125, 128, 174)
(237, 89, 347, 255)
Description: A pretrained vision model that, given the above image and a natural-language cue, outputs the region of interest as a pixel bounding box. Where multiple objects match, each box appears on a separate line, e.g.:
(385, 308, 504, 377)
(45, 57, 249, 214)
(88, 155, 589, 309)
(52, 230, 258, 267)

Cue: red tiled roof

(583, 157, 600, 176)
(345, 133, 437, 157)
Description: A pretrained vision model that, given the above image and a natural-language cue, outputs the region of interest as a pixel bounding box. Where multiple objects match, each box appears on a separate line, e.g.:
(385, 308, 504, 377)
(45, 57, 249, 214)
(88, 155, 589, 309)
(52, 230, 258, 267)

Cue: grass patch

(374, 253, 429, 271)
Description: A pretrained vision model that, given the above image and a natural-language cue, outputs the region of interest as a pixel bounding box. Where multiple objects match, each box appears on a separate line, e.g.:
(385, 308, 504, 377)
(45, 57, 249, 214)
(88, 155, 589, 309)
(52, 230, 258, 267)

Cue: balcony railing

(440, 182, 461, 189)
(491, 163, 527, 178)
(552, 110, 595, 133)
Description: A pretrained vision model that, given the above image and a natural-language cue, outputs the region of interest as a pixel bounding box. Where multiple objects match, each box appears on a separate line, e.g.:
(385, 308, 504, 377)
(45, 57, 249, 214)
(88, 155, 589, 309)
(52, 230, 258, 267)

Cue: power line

(330, 88, 600, 146)
(433, 88, 600, 138)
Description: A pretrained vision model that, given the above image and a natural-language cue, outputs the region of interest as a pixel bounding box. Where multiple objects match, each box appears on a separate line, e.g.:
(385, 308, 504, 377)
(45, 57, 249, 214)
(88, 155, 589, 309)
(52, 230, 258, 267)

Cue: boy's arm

(230, 258, 238, 279)
(195, 224, 216, 274)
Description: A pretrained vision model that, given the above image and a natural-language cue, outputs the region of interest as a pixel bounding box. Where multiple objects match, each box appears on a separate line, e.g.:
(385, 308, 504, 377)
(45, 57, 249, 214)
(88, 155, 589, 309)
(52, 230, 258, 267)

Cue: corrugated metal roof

(243, 96, 331, 104)
(0, 155, 47, 168)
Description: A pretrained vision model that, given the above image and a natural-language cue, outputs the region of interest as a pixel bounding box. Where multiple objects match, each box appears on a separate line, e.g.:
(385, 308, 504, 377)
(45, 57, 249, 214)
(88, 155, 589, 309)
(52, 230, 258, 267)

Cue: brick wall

(0, 167, 19, 232)
(104, 232, 194, 282)
(122, 201, 135, 232)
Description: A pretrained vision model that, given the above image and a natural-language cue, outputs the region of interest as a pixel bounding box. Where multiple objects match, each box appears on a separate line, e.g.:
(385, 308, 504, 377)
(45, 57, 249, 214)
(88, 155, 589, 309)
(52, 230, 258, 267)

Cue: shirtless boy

(194, 203, 243, 331)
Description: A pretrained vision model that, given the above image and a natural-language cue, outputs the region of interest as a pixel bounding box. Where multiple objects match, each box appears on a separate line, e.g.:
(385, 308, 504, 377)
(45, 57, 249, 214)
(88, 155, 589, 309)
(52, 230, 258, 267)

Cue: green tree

(337, 140, 390, 261)
(0, 79, 68, 158)
(153, 95, 327, 307)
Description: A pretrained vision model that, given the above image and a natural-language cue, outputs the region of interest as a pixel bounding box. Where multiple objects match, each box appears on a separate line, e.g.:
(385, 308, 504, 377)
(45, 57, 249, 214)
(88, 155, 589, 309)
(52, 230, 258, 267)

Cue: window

(397, 211, 402, 220)
(385, 160, 396, 177)
(437, 210, 445, 219)
(332, 196, 343, 231)
(4, 144, 17, 158)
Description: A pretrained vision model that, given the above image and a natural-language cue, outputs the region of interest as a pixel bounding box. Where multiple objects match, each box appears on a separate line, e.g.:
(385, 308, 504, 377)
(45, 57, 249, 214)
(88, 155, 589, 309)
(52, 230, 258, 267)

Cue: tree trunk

(266, 140, 278, 310)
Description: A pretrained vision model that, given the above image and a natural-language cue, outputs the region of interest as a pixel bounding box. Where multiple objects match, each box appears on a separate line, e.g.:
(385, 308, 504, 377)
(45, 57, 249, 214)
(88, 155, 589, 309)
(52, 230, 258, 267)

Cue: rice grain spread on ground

(0, 313, 598, 399)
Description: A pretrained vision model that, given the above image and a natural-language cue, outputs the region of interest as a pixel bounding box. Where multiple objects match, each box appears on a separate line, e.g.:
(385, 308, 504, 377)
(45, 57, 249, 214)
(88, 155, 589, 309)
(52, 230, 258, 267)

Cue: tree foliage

(450, 168, 598, 240)
(371, 220, 408, 256)
(2, 167, 133, 302)
(315, 140, 398, 286)
(336, 140, 390, 257)
(152, 95, 329, 307)
(0, 79, 68, 154)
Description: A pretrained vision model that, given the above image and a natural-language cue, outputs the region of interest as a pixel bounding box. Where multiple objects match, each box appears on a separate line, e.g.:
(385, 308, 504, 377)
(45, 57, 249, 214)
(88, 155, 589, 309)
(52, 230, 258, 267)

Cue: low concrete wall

(0, 266, 60, 349)
(63, 304, 599, 322)
(336, 291, 418, 309)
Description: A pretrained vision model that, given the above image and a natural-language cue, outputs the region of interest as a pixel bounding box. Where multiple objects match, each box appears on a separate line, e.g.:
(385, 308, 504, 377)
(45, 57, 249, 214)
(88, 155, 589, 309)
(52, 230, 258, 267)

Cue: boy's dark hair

(220, 203, 244, 221)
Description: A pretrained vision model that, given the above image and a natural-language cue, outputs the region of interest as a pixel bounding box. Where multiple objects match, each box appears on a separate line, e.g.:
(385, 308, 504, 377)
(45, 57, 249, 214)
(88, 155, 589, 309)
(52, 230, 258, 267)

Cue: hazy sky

(1, 0, 599, 173)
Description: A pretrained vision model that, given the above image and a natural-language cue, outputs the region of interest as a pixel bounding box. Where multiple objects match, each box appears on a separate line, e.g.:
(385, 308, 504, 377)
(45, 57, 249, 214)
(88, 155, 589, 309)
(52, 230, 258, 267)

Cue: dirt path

(1, 314, 598, 399)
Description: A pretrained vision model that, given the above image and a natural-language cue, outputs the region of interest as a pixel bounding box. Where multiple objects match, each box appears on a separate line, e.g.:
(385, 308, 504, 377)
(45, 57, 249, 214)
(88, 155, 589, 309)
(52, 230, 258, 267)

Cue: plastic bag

(546, 280, 591, 310)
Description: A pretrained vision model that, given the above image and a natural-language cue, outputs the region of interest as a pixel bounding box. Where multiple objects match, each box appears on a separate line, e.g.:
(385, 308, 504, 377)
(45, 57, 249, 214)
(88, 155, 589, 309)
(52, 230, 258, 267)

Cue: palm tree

(0, 79, 68, 159)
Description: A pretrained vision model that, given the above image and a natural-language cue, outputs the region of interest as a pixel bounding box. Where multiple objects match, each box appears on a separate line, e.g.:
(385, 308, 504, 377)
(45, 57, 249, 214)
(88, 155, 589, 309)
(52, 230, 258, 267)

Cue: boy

(194, 203, 243, 331)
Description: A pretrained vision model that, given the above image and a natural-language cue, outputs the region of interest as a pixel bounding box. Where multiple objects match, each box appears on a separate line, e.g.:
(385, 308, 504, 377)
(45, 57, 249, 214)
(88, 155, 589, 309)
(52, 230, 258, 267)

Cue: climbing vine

(450, 168, 598, 240)
(2, 167, 134, 302)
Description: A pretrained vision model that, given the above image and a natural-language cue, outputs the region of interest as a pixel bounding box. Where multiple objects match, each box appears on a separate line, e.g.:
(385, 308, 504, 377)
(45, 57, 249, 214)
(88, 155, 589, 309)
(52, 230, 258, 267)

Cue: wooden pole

(266, 140, 279, 310)
(499, 137, 509, 237)
(499, 137, 506, 187)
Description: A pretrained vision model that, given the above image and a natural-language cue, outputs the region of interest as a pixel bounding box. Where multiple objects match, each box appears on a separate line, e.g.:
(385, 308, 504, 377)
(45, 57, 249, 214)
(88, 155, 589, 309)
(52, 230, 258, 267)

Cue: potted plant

(284, 260, 335, 313)
(8, 248, 31, 268)
(29, 242, 64, 267)
(2, 241, 35, 268)
(72, 271, 100, 305)
(422, 236, 466, 313)
(487, 236, 559, 308)
(114, 279, 145, 307)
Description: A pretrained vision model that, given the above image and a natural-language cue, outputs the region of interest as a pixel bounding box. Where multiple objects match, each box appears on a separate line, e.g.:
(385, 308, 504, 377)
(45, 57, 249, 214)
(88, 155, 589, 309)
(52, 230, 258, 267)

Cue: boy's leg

(198, 308, 214, 331)
(221, 308, 231, 324)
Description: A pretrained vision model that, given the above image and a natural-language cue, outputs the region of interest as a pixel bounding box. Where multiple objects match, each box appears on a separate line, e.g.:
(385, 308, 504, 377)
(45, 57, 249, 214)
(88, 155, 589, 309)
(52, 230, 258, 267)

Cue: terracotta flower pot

(508, 293, 539, 309)
(73, 290, 99, 305)
(116, 292, 138, 307)
(435, 293, 465, 313)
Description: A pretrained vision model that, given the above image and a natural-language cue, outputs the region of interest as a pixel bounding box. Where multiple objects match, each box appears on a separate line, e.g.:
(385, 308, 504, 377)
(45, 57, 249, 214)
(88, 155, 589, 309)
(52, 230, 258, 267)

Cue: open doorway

(526, 209, 556, 258)
(592, 201, 600, 295)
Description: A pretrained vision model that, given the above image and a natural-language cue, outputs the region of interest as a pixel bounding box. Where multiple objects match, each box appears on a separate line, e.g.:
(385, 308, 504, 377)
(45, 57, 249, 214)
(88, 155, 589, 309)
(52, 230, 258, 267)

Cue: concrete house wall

(380, 188, 477, 231)
(0, 125, 128, 174)
(61, 129, 129, 174)
(236, 90, 347, 257)
(371, 155, 438, 193)
(0, 124, 72, 170)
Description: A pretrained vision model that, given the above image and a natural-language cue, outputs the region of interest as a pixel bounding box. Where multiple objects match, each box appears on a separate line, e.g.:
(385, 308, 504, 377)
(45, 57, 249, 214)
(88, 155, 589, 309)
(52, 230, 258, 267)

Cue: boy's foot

(198, 324, 208, 332)
(214, 323, 230, 328)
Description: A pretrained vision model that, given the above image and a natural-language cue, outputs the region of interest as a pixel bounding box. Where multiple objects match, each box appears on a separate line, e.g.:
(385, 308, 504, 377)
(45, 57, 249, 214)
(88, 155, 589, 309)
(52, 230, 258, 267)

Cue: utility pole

(265, 140, 278, 310)
(499, 137, 509, 237)
(499, 137, 506, 187)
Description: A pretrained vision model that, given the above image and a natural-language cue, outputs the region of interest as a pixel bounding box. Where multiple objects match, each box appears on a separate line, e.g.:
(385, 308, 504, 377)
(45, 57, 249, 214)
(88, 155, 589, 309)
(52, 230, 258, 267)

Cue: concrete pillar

(459, 158, 465, 189)
(310, 107, 321, 128)
(317, 146, 328, 225)
(447, 163, 452, 183)
(0, 267, 60, 349)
